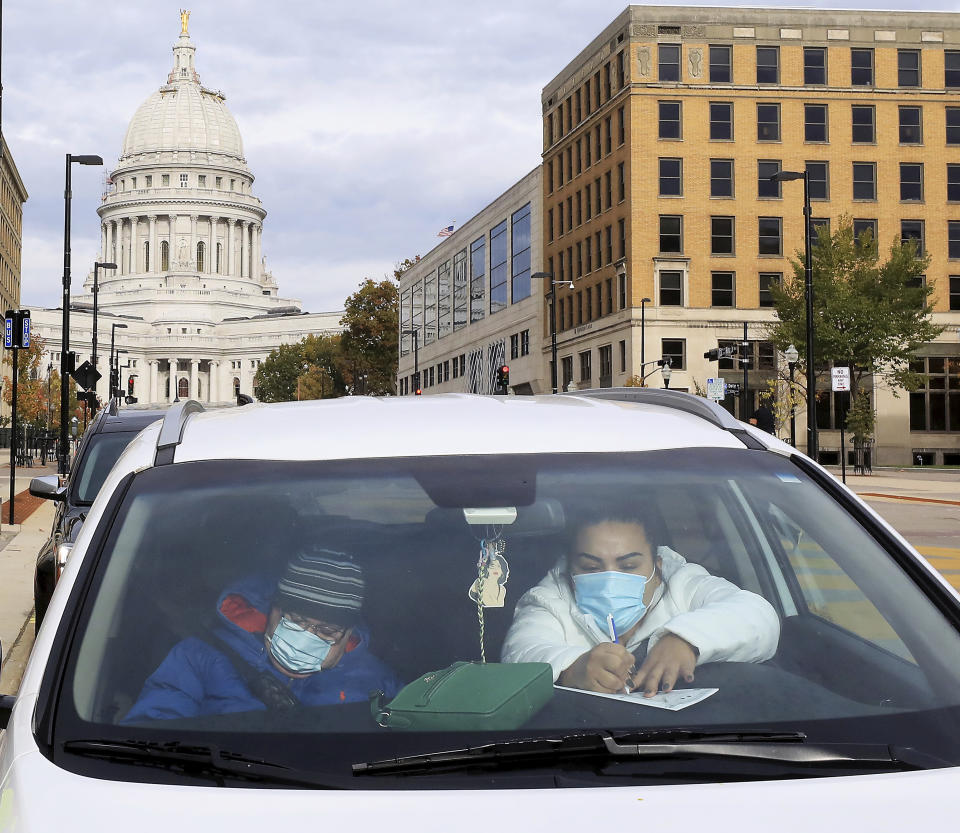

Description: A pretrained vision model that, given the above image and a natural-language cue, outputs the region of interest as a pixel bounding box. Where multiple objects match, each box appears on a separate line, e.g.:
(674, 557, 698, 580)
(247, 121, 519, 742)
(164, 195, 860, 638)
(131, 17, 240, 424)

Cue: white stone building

(29, 17, 342, 406)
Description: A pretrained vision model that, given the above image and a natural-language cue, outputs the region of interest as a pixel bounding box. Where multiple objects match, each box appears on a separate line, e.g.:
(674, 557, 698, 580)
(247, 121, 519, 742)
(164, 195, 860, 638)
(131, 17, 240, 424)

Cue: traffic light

(110, 367, 119, 397)
(66, 351, 78, 374)
(704, 348, 721, 361)
(414, 371, 422, 396)
(127, 376, 135, 396)
(496, 364, 510, 392)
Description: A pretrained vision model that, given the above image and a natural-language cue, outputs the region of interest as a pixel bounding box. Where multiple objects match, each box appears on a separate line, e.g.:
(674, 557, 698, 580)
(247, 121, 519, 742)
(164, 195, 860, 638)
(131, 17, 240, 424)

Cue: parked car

(28, 403, 166, 630)
(3, 390, 960, 830)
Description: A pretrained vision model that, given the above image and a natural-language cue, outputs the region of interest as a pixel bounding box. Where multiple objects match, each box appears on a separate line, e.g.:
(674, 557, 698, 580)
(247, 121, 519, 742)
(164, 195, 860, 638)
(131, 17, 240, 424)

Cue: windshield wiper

(64, 739, 343, 789)
(353, 730, 943, 775)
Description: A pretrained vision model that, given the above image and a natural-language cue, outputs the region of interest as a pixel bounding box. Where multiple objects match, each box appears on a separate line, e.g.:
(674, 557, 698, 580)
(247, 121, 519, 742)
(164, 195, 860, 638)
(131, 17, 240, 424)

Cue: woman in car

(501, 513, 780, 698)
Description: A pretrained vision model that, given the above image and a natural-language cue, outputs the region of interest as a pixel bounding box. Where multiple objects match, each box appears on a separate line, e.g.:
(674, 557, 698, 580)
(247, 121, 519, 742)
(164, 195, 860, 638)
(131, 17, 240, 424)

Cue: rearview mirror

(29, 475, 66, 502)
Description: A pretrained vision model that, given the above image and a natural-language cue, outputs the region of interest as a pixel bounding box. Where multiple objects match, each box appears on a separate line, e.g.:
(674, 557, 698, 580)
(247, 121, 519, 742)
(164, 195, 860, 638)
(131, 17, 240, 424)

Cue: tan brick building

(0, 135, 29, 426)
(542, 6, 960, 465)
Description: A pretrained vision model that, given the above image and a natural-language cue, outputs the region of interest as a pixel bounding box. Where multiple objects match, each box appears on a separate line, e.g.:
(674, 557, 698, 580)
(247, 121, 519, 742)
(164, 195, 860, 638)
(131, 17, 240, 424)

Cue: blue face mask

(573, 568, 654, 634)
(269, 617, 333, 674)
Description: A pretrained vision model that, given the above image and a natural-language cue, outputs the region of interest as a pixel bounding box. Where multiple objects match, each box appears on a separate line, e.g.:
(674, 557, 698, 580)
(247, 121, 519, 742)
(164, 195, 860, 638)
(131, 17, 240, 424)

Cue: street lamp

(640, 297, 652, 384)
(92, 261, 117, 383)
(401, 328, 421, 394)
(45, 361, 53, 464)
(785, 343, 799, 448)
(661, 361, 672, 389)
(60, 152, 104, 474)
(771, 168, 817, 459)
(109, 323, 128, 399)
(532, 271, 573, 394)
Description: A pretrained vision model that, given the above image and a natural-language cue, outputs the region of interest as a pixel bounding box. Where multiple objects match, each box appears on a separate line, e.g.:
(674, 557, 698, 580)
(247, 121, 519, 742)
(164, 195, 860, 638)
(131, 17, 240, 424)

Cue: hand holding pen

(606, 614, 635, 694)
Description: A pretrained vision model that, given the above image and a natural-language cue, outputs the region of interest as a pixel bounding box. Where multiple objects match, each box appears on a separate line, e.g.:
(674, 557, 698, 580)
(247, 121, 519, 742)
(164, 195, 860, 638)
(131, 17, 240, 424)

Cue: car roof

(129, 392, 769, 467)
(96, 407, 168, 434)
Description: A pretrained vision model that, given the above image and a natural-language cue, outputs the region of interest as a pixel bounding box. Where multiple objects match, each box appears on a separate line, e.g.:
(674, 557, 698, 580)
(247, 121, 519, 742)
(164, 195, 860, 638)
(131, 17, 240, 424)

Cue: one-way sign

(70, 360, 102, 392)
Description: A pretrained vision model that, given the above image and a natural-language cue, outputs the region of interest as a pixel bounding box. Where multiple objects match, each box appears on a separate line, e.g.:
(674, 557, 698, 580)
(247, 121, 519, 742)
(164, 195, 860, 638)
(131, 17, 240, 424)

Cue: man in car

(124, 551, 399, 721)
(501, 514, 779, 697)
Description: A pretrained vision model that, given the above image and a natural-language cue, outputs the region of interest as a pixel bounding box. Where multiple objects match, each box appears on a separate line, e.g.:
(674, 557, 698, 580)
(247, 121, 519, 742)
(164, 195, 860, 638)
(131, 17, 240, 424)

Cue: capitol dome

(117, 27, 245, 164)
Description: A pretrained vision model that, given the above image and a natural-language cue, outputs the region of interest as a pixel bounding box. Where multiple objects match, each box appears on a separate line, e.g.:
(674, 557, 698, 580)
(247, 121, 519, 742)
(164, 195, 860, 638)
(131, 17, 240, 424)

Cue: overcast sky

(4, 0, 955, 314)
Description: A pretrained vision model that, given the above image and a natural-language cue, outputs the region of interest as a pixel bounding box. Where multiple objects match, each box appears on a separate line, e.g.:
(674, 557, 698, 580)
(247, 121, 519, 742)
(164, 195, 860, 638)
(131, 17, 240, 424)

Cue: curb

(858, 493, 960, 508)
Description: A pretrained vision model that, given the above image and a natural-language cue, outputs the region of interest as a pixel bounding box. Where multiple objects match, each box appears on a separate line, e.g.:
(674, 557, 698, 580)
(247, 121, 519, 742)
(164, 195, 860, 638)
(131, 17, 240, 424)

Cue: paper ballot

(555, 685, 718, 711)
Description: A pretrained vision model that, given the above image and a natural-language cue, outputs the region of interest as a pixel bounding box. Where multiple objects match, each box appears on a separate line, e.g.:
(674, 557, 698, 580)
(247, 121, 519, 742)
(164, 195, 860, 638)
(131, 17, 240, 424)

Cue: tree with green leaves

(339, 278, 399, 396)
(767, 217, 943, 437)
(254, 335, 348, 403)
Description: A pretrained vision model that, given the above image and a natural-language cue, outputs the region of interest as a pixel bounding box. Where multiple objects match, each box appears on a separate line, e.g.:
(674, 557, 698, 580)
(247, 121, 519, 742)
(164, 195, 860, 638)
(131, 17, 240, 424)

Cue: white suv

(2, 391, 959, 830)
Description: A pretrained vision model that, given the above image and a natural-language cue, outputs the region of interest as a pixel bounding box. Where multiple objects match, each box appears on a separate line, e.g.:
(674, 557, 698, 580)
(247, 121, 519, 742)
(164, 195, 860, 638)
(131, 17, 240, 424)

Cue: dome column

(210, 360, 219, 401)
(168, 358, 178, 402)
(190, 359, 199, 398)
(190, 215, 198, 271)
(149, 360, 159, 404)
(106, 221, 114, 268)
(208, 216, 216, 274)
(240, 221, 249, 279)
(101, 223, 107, 262)
(129, 216, 139, 274)
(253, 224, 262, 282)
(148, 216, 158, 274)
(228, 219, 236, 276)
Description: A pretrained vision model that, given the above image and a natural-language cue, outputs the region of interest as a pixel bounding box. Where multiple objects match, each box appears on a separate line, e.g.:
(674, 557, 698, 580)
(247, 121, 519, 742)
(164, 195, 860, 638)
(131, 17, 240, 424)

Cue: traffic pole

(8, 346, 18, 525)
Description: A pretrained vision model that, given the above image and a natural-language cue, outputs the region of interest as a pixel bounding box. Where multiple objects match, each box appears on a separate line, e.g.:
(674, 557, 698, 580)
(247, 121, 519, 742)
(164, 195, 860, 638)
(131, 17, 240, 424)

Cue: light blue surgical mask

(573, 568, 654, 634)
(269, 617, 333, 674)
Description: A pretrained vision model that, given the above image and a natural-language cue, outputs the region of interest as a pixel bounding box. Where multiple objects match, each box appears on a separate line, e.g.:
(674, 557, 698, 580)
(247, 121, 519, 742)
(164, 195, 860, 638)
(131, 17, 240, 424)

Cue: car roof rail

(154, 399, 205, 466)
(560, 387, 767, 450)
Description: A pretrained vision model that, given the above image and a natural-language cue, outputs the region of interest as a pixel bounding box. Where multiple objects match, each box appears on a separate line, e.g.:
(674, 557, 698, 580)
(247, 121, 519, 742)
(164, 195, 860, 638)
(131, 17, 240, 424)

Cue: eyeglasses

(284, 613, 346, 642)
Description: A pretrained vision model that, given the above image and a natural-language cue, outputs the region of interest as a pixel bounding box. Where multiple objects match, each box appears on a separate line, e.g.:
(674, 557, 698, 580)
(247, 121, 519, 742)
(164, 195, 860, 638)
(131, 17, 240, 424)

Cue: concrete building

(0, 135, 29, 425)
(397, 168, 543, 396)
(29, 14, 342, 407)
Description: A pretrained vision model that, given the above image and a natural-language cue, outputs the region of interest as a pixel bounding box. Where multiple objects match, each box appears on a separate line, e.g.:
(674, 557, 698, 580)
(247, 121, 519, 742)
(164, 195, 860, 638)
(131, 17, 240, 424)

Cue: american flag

(437, 223, 455, 237)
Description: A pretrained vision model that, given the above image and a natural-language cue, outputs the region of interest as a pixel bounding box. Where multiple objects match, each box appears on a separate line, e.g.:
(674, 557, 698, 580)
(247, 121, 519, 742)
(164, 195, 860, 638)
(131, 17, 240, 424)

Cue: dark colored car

(29, 404, 165, 630)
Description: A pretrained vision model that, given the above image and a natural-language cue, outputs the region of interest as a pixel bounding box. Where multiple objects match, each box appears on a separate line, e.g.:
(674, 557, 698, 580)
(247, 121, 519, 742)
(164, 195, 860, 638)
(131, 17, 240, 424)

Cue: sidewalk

(825, 467, 960, 505)
(0, 481, 54, 696)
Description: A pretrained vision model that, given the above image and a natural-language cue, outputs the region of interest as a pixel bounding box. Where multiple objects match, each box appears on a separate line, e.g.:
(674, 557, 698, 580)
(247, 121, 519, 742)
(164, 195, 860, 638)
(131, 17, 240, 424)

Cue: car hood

(1, 737, 958, 832)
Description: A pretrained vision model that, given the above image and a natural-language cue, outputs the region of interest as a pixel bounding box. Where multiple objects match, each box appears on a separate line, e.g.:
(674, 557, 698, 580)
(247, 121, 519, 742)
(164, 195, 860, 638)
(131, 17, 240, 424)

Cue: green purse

(371, 661, 554, 731)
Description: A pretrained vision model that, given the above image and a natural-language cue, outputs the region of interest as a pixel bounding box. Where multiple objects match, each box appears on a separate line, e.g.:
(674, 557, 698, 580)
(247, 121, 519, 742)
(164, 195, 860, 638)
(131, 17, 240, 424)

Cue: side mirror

(29, 475, 67, 502)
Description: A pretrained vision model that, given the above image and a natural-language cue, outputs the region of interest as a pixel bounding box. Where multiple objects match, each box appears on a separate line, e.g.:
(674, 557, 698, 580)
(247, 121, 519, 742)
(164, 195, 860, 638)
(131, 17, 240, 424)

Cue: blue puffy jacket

(124, 573, 400, 722)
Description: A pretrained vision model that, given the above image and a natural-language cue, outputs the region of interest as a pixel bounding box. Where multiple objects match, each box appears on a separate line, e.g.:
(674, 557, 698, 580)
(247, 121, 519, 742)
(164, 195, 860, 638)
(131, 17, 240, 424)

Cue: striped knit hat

(274, 550, 365, 626)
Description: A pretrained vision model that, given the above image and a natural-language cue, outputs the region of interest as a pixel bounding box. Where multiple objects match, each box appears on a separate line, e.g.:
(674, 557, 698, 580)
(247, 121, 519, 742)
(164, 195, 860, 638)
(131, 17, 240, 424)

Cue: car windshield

(72, 432, 140, 505)
(52, 449, 960, 785)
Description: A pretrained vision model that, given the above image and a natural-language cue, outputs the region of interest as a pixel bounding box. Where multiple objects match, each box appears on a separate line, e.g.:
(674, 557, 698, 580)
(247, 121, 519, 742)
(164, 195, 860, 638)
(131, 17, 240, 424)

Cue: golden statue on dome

(180, 9, 190, 35)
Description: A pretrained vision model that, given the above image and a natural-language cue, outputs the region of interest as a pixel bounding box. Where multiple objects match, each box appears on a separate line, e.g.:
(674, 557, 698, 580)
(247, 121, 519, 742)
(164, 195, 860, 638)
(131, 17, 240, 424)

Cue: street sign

(70, 360, 102, 392)
(3, 314, 11, 349)
(726, 382, 741, 396)
(831, 366, 851, 392)
(706, 377, 725, 401)
(20, 312, 30, 348)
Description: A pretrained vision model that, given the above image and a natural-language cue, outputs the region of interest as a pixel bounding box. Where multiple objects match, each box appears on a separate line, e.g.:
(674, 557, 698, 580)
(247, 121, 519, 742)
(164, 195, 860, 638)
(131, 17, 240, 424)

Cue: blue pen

(606, 614, 631, 694)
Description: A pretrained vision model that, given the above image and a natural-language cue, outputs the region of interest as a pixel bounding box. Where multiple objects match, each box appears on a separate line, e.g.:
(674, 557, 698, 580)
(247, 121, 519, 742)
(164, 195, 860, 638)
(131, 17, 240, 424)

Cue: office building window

(900, 163, 923, 202)
(617, 162, 625, 202)
(901, 220, 924, 255)
(947, 51, 960, 87)
(756, 103, 780, 142)
(853, 219, 878, 249)
(757, 160, 781, 198)
(711, 216, 734, 255)
(851, 48, 874, 85)
(511, 202, 531, 303)
(806, 161, 829, 200)
(711, 272, 735, 306)
(710, 45, 732, 83)
(618, 218, 626, 259)
(598, 345, 613, 387)
(710, 159, 734, 197)
(618, 272, 626, 309)
(510, 333, 519, 360)
(758, 217, 782, 255)
(852, 162, 876, 200)
(949, 222, 960, 259)
(579, 350, 592, 384)
(659, 215, 682, 253)
(804, 47, 826, 84)
(758, 272, 780, 307)
(659, 270, 683, 306)
(899, 106, 922, 144)
(804, 104, 828, 142)
(659, 101, 681, 139)
(756, 46, 779, 84)
(661, 338, 686, 371)
(949, 108, 960, 145)
(659, 158, 682, 196)
(909, 356, 960, 432)
(605, 277, 613, 314)
(710, 102, 733, 140)
(618, 107, 625, 145)
(810, 217, 831, 243)
(898, 50, 920, 87)
(951, 276, 960, 310)
(659, 44, 680, 81)
(619, 340, 626, 373)
(949, 165, 960, 202)
(851, 105, 875, 143)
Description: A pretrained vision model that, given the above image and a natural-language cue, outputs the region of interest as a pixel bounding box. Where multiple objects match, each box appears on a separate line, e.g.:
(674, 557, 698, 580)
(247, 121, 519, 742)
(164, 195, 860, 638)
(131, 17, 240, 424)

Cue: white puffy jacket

(501, 547, 781, 681)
